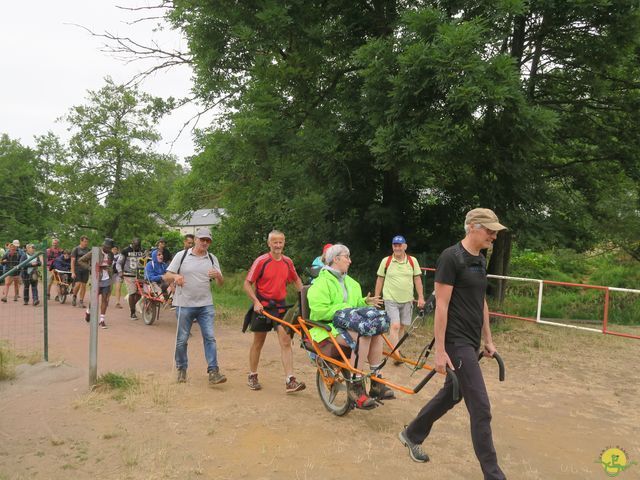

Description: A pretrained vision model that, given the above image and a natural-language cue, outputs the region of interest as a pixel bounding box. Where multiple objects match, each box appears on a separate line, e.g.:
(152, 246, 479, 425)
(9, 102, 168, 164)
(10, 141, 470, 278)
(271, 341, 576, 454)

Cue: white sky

(0, 1, 205, 162)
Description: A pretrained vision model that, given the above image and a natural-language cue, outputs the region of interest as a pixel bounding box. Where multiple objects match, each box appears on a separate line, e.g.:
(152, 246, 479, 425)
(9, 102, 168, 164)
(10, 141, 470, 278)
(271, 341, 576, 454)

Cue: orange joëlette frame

(260, 309, 448, 396)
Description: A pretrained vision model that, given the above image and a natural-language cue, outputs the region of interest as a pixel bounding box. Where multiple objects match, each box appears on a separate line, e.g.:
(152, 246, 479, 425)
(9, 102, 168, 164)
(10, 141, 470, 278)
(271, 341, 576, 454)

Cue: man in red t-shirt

(243, 230, 304, 394)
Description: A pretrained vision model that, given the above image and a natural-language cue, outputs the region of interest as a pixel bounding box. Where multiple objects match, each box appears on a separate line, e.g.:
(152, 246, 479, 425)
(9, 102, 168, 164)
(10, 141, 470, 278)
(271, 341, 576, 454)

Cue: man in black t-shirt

(71, 236, 91, 308)
(399, 208, 507, 480)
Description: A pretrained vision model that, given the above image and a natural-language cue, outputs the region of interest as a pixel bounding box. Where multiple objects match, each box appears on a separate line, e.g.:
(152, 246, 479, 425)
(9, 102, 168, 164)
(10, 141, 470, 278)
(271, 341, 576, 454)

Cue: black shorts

(76, 269, 90, 283)
(98, 285, 112, 296)
(249, 310, 286, 332)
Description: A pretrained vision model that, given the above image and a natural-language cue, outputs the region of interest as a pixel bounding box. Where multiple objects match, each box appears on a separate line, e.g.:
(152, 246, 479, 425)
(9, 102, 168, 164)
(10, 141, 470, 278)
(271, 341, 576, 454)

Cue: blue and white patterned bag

(332, 307, 390, 336)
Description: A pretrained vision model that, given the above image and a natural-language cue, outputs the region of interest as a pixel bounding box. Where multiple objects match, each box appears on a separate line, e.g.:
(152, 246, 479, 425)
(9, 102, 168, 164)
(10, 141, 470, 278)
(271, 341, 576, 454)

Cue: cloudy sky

(1, 1, 203, 161)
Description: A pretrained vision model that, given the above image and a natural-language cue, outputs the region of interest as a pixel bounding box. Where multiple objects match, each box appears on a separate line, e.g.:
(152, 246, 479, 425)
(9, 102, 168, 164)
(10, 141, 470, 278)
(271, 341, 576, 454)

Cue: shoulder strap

(384, 254, 414, 274)
(176, 249, 189, 275)
(176, 249, 215, 275)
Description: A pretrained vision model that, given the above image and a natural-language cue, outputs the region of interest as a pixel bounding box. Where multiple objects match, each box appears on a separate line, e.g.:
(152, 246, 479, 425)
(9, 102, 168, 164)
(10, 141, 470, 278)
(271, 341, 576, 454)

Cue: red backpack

(384, 254, 415, 275)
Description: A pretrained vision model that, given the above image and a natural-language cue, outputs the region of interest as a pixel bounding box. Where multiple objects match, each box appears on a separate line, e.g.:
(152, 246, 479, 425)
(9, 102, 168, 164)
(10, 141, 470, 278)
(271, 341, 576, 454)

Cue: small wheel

(58, 287, 67, 304)
(316, 365, 352, 416)
(143, 299, 158, 325)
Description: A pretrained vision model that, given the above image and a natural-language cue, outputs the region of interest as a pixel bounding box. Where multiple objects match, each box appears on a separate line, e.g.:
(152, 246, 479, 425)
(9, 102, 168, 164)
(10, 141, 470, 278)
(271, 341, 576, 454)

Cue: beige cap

(195, 227, 212, 240)
(12, 240, 20, 247)
(465, 208, 507, 231)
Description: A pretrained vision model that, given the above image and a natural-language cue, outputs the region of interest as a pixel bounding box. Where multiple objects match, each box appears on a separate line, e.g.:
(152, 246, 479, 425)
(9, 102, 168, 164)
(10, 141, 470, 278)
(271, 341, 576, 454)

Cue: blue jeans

(174, 305, 219, 372)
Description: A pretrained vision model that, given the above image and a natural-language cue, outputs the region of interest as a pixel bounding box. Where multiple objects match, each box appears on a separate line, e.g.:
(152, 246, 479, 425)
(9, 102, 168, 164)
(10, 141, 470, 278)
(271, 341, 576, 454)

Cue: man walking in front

(398, 208, 507, 480)
(163, 227, 226, 386)
(243, 230, 304, 393)
(374, 235, 425, 360)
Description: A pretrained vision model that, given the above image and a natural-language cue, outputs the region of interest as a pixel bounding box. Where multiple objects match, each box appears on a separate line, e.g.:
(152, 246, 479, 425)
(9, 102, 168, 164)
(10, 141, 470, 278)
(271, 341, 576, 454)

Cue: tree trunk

(486, 230, 512, 306)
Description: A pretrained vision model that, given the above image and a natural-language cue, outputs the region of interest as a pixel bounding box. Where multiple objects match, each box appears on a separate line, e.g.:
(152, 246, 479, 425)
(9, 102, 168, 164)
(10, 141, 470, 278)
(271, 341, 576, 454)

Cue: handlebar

(478, 351, 505, 381)
(412, 366, 459, 402)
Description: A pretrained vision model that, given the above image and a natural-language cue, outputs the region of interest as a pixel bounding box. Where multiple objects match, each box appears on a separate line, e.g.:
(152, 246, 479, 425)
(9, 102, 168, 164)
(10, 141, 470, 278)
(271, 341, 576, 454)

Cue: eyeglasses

(198, 238, 212, 243)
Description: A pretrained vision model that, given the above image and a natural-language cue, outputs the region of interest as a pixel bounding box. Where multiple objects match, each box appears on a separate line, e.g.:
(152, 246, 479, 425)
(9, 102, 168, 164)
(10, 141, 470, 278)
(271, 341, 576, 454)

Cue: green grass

(95, 372, 140, 402)
(0, 342, 16, 381)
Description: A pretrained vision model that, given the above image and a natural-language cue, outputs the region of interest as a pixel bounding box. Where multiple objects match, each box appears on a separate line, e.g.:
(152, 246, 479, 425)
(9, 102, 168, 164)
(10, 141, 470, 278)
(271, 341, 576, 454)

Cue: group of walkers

(1, 206, 508, 478)
(177, 208, 506, 479)
(0, 240, 41, 306)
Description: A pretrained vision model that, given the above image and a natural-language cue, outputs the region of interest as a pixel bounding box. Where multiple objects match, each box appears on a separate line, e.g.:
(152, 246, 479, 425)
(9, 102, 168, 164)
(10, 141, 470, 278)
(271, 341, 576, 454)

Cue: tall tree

(0, 135, 48, 242)
(60, 78, 183, 241)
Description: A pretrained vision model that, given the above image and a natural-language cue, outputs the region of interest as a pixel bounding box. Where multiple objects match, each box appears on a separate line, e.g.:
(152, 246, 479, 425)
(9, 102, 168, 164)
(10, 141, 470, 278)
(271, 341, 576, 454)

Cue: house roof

(178, 208, 225, 227)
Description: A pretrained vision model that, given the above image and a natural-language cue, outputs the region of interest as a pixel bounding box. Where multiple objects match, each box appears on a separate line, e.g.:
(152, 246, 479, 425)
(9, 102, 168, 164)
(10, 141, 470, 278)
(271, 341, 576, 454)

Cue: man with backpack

(163, 227, 226, 386)
(398, 208, 507, 480)
(374, 235, 425, 359)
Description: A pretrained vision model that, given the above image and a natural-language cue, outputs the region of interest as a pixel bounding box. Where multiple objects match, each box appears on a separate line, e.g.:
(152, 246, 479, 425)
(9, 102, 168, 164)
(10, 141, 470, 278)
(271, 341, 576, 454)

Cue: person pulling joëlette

(398, 208, 507, 480)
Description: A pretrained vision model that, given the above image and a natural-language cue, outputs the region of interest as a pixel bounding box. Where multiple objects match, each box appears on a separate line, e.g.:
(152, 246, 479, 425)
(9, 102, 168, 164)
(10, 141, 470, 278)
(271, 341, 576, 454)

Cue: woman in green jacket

(307, 244, 394, 409)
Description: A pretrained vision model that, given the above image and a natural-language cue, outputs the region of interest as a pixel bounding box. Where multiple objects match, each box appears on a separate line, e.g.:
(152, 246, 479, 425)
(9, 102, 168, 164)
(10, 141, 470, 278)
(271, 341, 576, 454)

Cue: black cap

(103, 238, 114, 248)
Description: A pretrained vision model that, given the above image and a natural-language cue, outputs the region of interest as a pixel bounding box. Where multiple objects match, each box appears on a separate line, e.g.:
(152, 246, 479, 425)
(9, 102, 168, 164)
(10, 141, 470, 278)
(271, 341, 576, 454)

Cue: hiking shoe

(33, 300, 40, 306)
(13, 295, 18, 302)
(370, 379, 396, 400)
(85, 311, 90, 323)
(176, 369, 187, 383)
(23, 301, 29, 306)
(1, 297, 6, 303)
(285, 376, 306, 393)
(130, 313, 138, 320)
(72, 296, 77, 306)
(398, 429, 429, 463)
(99, 320, 108, 329)
(247, 373, 262, 390)
(54, 295, 59, 302)
(115, 303, 123, 309)
(79, 300, 85, 308)
(348, 378, 376, 409)
(208, 368, 227, 385)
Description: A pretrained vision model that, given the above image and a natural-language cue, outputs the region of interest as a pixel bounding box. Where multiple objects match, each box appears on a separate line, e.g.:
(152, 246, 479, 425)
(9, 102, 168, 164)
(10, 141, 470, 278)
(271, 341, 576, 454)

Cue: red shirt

(246, 253, 299, 302)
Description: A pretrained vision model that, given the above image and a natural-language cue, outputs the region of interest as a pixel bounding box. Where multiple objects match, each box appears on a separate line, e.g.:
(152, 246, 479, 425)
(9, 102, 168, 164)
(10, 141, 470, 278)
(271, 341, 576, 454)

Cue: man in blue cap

(374, 235, 425, 360)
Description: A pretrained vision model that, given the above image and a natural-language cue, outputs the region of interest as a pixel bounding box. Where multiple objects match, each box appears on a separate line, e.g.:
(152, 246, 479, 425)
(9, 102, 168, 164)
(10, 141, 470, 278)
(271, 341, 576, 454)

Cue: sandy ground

(1, 293, 639, 480)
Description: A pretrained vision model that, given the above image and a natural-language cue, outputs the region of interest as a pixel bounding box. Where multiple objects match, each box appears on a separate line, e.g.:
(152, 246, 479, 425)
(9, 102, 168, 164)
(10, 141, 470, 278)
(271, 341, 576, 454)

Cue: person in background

(111, 245, 123, 309)
(71, 236, 90, 308)
(21, 244, 41, 306)
(79, 238, 116, 329)
(46, 238, 62, 300)
(1, 241, 23, 302)
(374, 235, 425, 363)
(119, 238, 145, 320)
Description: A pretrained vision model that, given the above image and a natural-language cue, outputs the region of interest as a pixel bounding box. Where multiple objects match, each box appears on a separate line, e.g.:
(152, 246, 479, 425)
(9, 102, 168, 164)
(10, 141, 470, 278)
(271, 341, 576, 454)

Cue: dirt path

(1, 297, 639, 479)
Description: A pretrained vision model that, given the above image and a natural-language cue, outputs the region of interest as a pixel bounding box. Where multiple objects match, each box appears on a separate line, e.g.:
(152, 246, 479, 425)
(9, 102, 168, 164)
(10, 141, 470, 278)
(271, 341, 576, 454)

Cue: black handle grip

(413, 366, 460, 402)
(478, 351, 505, 381)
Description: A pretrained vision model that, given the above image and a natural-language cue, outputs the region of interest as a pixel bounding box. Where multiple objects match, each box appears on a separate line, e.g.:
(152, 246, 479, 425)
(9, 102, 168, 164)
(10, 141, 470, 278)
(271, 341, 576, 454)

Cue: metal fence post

(41, 240, 49, 361)
(88, 247, 100, 386)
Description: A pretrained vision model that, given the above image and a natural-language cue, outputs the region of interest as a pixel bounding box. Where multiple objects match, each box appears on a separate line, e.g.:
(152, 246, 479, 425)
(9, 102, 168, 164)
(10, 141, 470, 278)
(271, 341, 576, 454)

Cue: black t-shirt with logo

(434, 242, 487, 349)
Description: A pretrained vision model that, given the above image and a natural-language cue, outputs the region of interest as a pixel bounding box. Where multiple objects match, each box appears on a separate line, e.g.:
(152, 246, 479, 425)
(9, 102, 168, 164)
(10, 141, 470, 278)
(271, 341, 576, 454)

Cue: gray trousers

(406, 343, 506, 480)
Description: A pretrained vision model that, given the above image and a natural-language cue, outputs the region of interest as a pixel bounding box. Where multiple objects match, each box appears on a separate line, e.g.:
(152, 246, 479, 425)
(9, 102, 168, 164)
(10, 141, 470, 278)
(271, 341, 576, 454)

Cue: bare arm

(434, 282, 455, 373)
(481, 299, 497, 357)
(163, 271, 185, 286)
(70, 255, 77, 278)
(413, 275, 425, 308)
(243, 279, 263, 313)
(374, 276, 384, 298)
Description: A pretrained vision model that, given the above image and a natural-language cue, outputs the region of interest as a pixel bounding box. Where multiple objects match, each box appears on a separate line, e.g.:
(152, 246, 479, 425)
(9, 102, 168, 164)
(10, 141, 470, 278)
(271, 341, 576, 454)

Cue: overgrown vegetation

(0, 342, 16, 381)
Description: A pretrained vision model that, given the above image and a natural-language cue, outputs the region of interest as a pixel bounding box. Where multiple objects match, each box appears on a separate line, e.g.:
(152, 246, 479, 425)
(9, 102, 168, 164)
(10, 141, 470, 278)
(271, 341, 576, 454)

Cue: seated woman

(307, 244, 395, 409)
